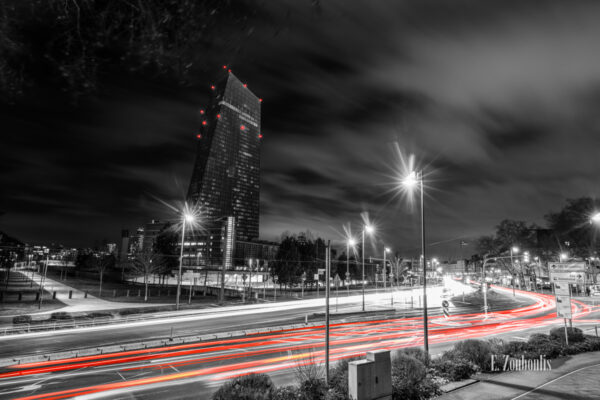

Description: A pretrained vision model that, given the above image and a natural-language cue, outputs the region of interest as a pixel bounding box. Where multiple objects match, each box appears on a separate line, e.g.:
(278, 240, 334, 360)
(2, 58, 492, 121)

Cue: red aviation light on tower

(196, 134, 202, 139)
(202, 121, 207, 126)
(259, 98, 263, 103)
(222, 65, 227, 69)
(258, 133, 263, 139)
(210, 85, 215, 90)
(217, 114, 221, 119)
(228, 69, 232, 73)
(243, 84, 247, 88)
(240, 125, 246, 131)
(199, 109, 205, 115)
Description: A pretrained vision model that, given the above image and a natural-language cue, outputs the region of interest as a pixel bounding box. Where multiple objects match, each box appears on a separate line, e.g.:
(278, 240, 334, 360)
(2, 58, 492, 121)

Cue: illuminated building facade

(186, 71, 262, 268)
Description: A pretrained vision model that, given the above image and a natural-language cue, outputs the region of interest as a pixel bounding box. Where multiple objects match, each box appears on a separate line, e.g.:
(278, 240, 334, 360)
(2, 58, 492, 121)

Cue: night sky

(2, 1, 600, 258)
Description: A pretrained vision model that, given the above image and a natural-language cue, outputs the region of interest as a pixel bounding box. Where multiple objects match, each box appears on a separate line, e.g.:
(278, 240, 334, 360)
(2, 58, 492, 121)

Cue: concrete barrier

(100, 345, 123, 354)
(143, 340, 164, 349)
(121, 343, 145, 351)
(18, 355, 48, 365)
(76, 348, 100, 357)
(49, 352, 76, 361)
(0, 359, 15, 367)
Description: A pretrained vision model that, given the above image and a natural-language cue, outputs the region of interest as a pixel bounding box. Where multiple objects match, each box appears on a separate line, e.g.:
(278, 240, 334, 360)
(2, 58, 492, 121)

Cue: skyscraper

(186, 71, 261, 266)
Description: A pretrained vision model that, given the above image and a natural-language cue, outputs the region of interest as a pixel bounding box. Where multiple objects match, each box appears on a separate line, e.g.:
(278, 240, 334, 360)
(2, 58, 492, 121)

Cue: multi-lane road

(0, 284, 598, 400)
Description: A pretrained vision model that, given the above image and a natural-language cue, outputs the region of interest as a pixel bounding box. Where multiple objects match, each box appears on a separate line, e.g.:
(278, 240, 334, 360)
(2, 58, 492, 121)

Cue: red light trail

(1, 288, 597, 400)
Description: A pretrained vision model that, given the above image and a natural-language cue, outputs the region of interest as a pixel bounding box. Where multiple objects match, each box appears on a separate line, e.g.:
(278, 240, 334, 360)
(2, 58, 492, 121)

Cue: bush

(398, 347, 430, 366)
(526, 334, 562, 358)
(297, 377, 327, 400)
(87, 312, 114, 319)
(501, 341, 530, 357)
(13, 315, 32, 325)
(391, 354, 440, 400)
(119, 308, 141, 316)
(432, 356, 477, 381)
(212, 374, 275, 400)
(450, 340, 492, 371)
(328, 357, 361, 397)
(549, 327, 584, 343)
(272, 386, 297, 400)
(50, 312, 73, 320)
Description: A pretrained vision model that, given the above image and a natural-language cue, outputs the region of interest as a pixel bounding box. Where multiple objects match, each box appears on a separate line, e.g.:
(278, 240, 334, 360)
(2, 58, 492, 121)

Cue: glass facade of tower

(186, 72, 261, 267)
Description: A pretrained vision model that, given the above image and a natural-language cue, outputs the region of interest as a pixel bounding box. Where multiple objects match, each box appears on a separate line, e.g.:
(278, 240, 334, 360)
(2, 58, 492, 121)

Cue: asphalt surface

(1, 285, 597, 400)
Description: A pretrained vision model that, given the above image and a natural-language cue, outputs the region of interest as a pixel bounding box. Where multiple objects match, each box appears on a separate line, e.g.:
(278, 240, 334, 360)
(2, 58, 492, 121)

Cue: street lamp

(401, 169, 429, 354)
(346, 237, 356, 296)
(362, 224, 374, 311)
(510, 246, 519, 296)
(591, 212, 600, 224)
(383, 247, 390, 290)
(559, 252, 568, 261)
(176, 211, 195, 310)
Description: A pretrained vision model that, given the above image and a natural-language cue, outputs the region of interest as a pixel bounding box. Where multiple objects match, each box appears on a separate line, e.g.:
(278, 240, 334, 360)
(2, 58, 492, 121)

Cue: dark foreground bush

(391, 354, 440, 400)
(87, 311, 114, 319)
(50, 312, 73, 320)
(212, 373, 275, 400)
(451, 339, 492, 370)
(549, 327, 584, 343)
(525, 334, 562, 358)
(398, 347, 430, 366)
(431, 356, 477, 381)
(297, 377, 327, 400)
(13, 315, 32, 325)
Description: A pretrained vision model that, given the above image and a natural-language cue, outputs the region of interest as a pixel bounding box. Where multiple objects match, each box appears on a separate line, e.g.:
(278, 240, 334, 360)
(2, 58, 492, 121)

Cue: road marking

(169, 365, 179, 373)
(116, 371, 126, 381)
(511, 362, 600, 400)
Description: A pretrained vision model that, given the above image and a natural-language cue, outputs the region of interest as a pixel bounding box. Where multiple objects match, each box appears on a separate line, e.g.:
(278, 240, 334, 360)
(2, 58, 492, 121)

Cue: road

(0, 285, 597, 400)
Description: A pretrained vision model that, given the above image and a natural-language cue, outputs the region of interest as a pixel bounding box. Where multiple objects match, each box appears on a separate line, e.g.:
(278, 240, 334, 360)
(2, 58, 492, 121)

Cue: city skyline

(2, 1, 600, 254)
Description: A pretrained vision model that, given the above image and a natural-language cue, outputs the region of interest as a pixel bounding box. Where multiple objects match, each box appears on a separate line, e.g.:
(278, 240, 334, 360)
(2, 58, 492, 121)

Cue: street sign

(313, 274, 319, 281)
(556, 295, 572, 318)
(549, 262, 586, 273)
(550, 272, 583, 284)
(317, 268, 326, 274)
(554, 281, 570, 296)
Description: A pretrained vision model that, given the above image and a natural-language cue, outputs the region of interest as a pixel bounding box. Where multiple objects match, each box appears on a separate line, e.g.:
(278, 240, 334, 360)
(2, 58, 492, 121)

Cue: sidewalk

(19, 271, 167, 315)
(439, 351, 600, 400)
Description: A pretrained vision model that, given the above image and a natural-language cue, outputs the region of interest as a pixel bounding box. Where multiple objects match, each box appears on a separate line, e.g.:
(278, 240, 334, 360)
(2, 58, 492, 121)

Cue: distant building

(141, 220, 169, 253)
(106, 243, 117, 254)
(119, 229, 130, 261)
(129, 226, 144, 254)
(185, 70, 262, 268)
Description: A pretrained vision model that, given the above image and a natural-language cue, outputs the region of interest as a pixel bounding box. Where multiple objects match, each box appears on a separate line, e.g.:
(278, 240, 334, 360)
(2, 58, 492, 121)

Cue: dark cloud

(2, 0, 600, 258)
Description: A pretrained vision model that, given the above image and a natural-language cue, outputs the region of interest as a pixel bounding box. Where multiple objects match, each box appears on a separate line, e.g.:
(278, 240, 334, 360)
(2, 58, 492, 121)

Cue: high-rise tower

(187, 71, 261, 266)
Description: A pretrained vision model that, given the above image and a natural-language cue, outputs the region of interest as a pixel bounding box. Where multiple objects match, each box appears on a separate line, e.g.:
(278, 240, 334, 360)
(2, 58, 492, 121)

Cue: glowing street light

(176, 209, 196, 311)
(362, 224, 375, 311)
(560, 252, 568, 261)
(383, 247, 391, 290)
(510, 246, 519, 296)
(401, 168, 429, 354)
(346, 237, 356, 296)
(591, 212, 600, 224)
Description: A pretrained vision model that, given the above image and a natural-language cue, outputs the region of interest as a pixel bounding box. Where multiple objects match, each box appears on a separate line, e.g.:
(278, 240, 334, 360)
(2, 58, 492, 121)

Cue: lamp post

(362, 225, 374, 312)
(402, 170, 429, 354)
(346, 238, 356, 297)
(510, 246, 519, 296)
(383, 247, 390, 290)
(176, 212, 195, 311)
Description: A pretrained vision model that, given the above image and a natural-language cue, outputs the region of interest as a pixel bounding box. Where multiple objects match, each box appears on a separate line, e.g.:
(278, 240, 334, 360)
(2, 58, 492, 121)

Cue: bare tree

(88, 254, 114, 296)
(131, 249, 162, 302)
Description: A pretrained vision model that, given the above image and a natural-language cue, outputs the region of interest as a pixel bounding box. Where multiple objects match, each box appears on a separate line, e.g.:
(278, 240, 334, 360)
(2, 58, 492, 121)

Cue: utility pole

(325, 240, 331, 383)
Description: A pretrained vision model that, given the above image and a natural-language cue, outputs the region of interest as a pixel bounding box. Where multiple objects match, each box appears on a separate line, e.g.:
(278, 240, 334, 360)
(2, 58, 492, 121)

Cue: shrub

(398, 347, 430, 366)
(432, 356, 477, 381)
(87, 312, 114, 319)
(549, 327, 584, 343)
(501, 341, 530, 357)
(391, 354, 439, 400)
(526, 334, 562, 358)
(119, 308, 141, 316)
(212, 374, 275, 400)
(12, 315, 32, 325)
(297, 377, 328, 400)
(272, 386, 297, 400)
(50, 312, 73, 320)
(451, 339, 492, 370)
